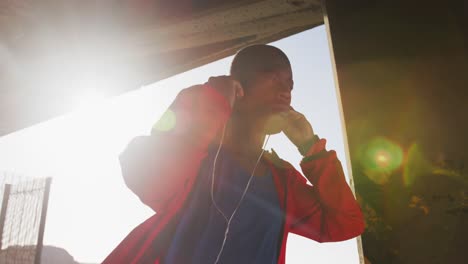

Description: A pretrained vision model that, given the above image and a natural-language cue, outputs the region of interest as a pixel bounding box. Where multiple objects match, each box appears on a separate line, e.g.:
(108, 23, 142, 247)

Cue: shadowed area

(325, 0, 467, 263)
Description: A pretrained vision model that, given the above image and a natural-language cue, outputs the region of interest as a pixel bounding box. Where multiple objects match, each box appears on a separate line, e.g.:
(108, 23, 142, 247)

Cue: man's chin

(271, 104, 291, 113)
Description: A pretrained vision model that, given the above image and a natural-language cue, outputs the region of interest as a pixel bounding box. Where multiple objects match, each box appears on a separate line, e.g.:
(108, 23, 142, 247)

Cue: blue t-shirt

(163, 146, 283, 264)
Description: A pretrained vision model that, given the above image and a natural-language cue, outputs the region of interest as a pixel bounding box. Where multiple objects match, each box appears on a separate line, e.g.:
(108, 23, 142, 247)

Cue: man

(103, 45, 364, 264)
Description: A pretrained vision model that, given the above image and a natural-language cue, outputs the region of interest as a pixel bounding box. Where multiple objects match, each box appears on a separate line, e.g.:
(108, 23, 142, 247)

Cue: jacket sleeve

(119, 84, 231, 213)
(288, 138, 365, 242)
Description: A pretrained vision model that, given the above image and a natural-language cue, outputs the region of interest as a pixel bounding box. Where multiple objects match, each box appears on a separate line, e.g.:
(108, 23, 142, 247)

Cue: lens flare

(152, 109, 176, 132)
(358, 137, 404, 184)
(403, 143, 433, 187)
(375, 150, 391, 168)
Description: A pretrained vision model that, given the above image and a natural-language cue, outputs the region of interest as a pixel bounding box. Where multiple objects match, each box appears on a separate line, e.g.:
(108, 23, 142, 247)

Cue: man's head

(230, 45, 293, 133)
(230, 44, 291, 88)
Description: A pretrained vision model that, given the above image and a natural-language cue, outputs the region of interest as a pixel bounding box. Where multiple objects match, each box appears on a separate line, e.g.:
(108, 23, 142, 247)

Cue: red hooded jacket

(102, 84, 364, 264)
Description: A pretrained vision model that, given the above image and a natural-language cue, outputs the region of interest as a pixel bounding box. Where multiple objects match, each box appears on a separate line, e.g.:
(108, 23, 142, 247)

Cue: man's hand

(282, 107, 316, 149)
(207, 76, 244, 108)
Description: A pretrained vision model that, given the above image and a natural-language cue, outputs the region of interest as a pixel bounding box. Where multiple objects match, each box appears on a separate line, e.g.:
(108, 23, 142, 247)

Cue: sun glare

(0, 27, 361, 264)
(73, 90, 106, 110)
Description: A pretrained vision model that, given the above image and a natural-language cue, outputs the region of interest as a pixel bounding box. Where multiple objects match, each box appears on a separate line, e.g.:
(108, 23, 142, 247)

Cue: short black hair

(230, 44, 291, 89)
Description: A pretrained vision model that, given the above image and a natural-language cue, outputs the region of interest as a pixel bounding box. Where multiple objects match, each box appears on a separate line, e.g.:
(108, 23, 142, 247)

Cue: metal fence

(0, 173, 52, 264)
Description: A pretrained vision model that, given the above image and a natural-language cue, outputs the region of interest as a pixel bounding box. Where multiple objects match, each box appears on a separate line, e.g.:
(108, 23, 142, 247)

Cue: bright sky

(0, 25, 360, 263)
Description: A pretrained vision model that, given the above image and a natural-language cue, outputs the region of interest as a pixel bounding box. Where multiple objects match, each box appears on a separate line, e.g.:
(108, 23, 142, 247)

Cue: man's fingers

(227, 77, 243, 98)
(231, 79, 244, 98)
(207, 75, 245, 106)
(285, 108, 303, 121)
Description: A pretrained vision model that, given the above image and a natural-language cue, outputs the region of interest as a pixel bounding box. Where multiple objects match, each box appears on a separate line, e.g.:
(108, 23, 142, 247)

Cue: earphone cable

(211, 123, 270, 264)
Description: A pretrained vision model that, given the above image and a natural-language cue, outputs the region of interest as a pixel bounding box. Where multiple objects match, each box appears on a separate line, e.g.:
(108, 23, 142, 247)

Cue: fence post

(34, 178, 52, 264)
(0, 184, 12, 250)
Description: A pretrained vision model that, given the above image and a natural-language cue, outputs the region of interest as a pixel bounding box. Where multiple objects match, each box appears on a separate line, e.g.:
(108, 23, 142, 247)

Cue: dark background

(326, 1, 467, 263)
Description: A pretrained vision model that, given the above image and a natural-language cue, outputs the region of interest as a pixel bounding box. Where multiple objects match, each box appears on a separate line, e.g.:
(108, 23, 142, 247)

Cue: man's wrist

(297, 135, 320, 156)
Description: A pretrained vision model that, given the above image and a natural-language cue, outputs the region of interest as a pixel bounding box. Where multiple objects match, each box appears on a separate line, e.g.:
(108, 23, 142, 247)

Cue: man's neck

(223, 114, 267, 160)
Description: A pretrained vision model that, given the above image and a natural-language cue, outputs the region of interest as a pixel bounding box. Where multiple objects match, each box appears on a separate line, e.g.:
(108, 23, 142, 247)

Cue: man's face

(233, 67, 293, 134)
(235, 67, 294, 117)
